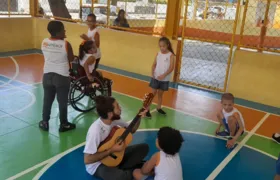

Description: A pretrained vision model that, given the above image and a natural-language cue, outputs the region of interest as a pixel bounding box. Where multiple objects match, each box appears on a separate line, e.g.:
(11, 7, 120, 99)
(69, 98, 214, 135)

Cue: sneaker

(59, 122, 76, 132)
(145, 111, 152, 118)
(216, 130, 230, 138)
(157, 108, 166, 115)
(39, 120, 49, 131)
(272, 133, 280, 144)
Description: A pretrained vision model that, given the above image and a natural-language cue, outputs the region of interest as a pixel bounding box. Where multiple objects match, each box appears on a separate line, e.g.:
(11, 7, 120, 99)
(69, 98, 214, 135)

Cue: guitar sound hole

(110, 153, 117, 159)
(115, 136, 122, 144)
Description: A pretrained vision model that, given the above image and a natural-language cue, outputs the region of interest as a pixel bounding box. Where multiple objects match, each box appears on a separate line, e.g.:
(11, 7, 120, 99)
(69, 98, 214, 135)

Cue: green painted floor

(0, 84, 278, 179)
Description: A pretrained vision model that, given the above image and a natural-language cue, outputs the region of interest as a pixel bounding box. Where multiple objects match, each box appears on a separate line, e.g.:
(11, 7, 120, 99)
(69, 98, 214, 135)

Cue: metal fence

(177, 0, 240, 92)
(0, 0, 30, 16)
(37, 0, 168, 35)
(238, 0, 280, 53)
(177, 0, 280, 92)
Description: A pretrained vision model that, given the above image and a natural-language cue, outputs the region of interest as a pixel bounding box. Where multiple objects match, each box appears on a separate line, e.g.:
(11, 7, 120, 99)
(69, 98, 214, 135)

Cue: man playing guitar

(84, 95, 149, 180)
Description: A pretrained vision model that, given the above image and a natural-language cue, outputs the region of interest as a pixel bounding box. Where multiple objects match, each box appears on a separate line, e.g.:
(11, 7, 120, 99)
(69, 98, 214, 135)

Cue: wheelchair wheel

(68, 76, 105, 113)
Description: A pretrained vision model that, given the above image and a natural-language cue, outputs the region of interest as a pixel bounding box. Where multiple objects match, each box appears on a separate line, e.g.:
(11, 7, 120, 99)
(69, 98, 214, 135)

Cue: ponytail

(159, 37, 175, 55)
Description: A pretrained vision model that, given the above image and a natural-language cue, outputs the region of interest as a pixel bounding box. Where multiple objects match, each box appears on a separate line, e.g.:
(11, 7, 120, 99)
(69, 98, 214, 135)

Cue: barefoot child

(215, 93, 245, 149)
(133, 126, 183, 180)
(80, 13, 101, 70)
(146, 37, 175, 118)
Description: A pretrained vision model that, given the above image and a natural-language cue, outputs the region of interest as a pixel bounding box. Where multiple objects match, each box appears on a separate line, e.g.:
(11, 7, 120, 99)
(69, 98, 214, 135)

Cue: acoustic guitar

(97, 93, 154, 167)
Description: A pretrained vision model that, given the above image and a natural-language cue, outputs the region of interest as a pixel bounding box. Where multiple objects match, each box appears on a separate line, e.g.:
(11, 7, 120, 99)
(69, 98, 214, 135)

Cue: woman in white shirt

(40, 21, 76, 132)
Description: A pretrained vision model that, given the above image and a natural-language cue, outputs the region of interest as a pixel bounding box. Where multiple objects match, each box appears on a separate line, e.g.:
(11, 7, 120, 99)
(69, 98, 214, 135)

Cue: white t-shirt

(154, 51, 173, 82)
(155, 151, 183, 180)
(87, 28, 101, 59)
(41, 38, 69, 77)
(80, 54, 96, 73)
(222, 107, 245, 130)
(84, 118, 128, 175)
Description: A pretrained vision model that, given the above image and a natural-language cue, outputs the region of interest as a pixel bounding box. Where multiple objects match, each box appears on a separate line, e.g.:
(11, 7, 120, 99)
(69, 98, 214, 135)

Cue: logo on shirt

(100, 126, 106, 134)
(42, 42, 63, 49)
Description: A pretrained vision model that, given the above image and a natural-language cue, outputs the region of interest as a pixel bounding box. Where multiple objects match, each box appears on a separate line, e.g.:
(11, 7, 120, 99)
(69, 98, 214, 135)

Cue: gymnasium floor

(0, 51, 279, 180)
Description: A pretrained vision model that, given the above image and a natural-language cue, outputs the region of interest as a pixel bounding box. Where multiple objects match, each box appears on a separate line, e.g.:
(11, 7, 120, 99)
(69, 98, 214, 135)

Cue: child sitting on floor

(215, 93, 245, 149)
(133, 127, 184, 180)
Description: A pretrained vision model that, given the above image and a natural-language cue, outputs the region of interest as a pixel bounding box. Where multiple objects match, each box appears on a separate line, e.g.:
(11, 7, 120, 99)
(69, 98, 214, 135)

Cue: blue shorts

(149, 78, 169, 91)
(223, 118, 244, 136)
(276, 155, 280, 175)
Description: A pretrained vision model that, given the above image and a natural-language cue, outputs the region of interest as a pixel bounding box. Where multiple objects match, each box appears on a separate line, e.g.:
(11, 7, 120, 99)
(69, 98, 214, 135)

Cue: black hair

(87, 13, 96, 21)
(47, 21, 64, 37)
(221, 93, 234, 103)
(157, 127, 184, 155)
(95, 96, 116, 119)
(79, 40, 95, 60)
(117, 9, 126, 21)
(159, 37, 175, 55)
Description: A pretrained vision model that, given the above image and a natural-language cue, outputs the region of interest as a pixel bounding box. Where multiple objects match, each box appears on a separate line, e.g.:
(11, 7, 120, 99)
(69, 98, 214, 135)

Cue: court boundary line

(0, 78, 274, 140)
(7, 109, 156, 180)
(112, 90, 275, 141)
(17, 53, 279, 116)
(5, 92, 276, 180)
(0, 52, 41, 58)
(0, 84, 36, 119)
(32, 129, 277, 180)
(98, 68, 280, 117)
(0, 74, 31, 86)
(205, 113, 271, 180)
(0, 57, 19, 87)
(0, 58, 276, 178)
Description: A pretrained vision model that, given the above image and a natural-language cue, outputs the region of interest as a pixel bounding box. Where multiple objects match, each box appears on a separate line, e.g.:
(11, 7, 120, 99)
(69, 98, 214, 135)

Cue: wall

(0, 18, 34, 52)
(228, 50, 280, 107)
(33, 18, 177, 79)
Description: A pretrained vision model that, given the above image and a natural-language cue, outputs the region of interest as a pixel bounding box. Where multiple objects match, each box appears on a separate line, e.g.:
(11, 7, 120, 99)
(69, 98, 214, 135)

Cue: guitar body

(97, 93, 154, 167)
(98, 126, 133, 167)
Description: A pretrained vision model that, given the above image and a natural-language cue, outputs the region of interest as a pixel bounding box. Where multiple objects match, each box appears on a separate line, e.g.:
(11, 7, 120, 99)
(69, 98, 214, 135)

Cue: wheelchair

(68, 56, 113, 112)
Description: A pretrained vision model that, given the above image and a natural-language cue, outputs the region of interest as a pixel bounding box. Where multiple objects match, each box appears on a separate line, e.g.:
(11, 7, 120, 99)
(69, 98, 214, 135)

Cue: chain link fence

(37, 0, 167, 34)
(238, 0, 280, 53)
(178, 0, 240, 91)
(0, 0, 30, 15)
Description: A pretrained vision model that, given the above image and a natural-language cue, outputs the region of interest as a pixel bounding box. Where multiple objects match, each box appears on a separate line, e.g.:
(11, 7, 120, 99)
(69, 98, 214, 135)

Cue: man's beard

(111, 112, 121, 121)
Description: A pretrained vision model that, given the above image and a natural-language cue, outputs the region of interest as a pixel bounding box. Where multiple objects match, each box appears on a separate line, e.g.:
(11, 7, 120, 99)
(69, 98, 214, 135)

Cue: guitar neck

(120, 108, 145, 140)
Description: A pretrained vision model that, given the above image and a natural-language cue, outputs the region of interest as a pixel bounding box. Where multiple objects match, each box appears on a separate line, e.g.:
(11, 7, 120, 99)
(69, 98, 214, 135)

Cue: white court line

(6, 89, 276, 180)
(32, 109, 157, 180)
(8, 109, 157, 180)
(0, 57, 19, 87)
(0, 58, 37, 119)
(99, 66, 280, 117)
(205, 113, 271, 180)
(244, 144, 277, 160)
(5, 53, 280, 117)
(5, 52, 280, 117)
(112, 90, 274, 141)
(0, 52, 41, 58)
(0, 74, 31, 86)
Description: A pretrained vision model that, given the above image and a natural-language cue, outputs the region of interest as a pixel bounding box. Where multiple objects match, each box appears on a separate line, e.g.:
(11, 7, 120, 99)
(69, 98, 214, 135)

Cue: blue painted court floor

(37, 131, 276, 180)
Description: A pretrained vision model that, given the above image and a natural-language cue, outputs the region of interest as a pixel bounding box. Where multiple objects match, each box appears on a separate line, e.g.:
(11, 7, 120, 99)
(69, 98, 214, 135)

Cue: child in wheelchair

(70, 40, 112, 96)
